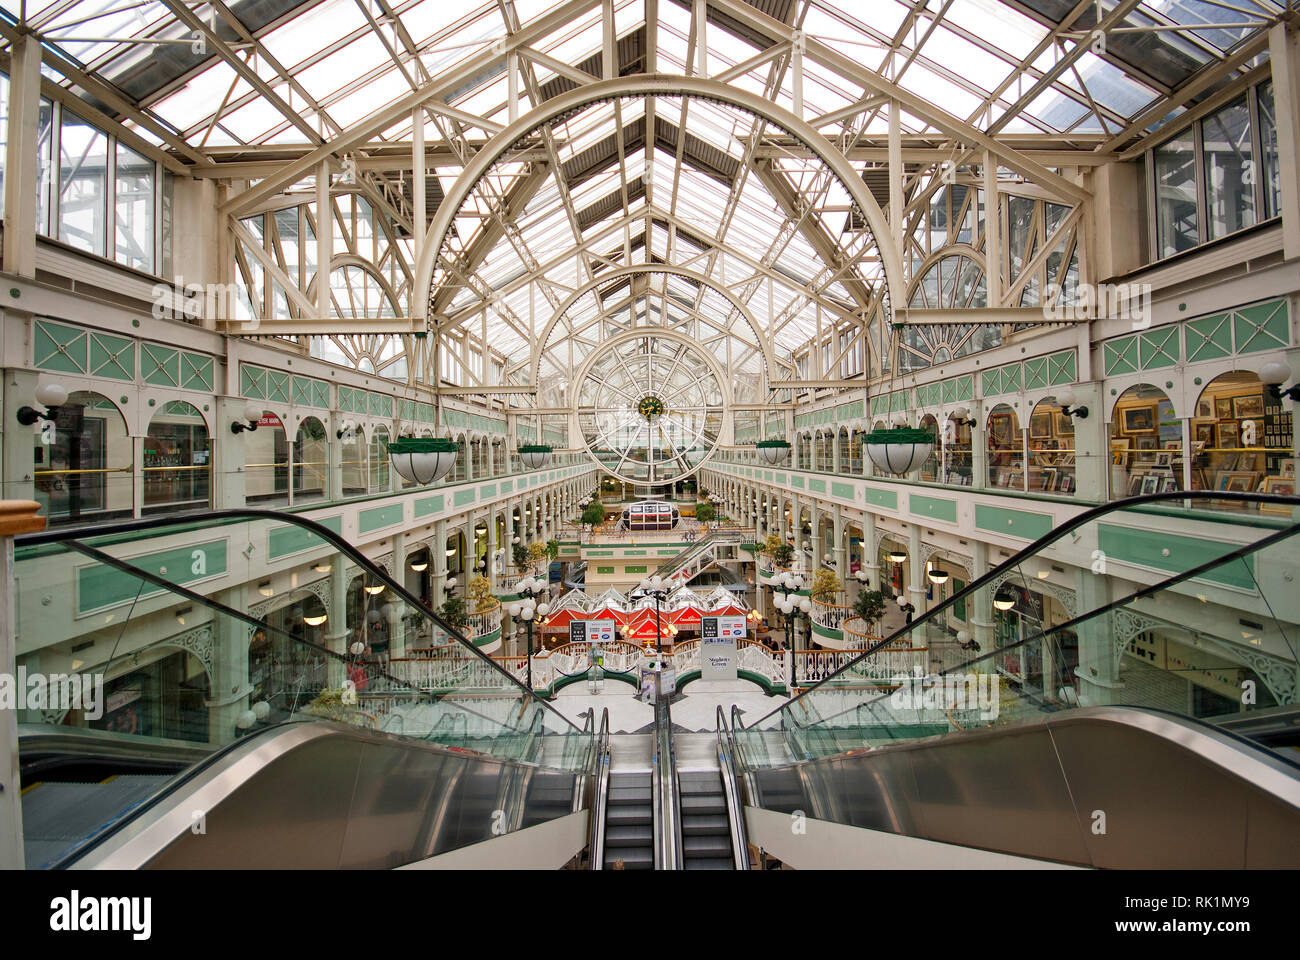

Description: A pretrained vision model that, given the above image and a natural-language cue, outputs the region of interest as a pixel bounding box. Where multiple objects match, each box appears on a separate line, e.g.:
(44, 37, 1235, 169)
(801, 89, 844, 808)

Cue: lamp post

(635, 574, 672, 658)
(505, 576, 550, 690)
(771, 569, 810, 686)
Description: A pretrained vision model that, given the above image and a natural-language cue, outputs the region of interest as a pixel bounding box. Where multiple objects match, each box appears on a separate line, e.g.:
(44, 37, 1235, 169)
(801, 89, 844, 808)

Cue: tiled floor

(553, 676, 788, 733)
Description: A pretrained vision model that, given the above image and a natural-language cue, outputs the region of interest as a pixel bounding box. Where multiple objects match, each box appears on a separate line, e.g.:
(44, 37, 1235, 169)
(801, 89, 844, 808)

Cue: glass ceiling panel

(8, 0, 1278, 388)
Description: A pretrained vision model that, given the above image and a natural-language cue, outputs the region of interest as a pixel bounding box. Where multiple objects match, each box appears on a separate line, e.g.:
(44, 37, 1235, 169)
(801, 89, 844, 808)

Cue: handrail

(715, 705, 750, 870)
(589, 707, 611, 869)
(17, 506, 586, 734)
(652, 698, 682, 870)
(752, 489, 1300, 728)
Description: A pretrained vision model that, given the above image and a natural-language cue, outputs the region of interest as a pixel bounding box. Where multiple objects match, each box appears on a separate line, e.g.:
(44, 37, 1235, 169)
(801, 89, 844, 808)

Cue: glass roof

(2, 0, 1282, 383)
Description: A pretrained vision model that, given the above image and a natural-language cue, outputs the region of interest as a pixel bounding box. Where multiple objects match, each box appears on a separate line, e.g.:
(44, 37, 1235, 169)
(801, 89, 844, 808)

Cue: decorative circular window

(577, 335, 724, 485)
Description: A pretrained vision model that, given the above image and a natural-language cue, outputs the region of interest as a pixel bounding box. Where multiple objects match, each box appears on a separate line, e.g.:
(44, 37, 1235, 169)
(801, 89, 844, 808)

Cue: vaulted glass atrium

(0, 0, 1298, 876)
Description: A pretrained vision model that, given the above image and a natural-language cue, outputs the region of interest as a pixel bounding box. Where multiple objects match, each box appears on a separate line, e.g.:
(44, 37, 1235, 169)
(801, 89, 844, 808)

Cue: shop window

(1027, 398, 1076, 496)
(985, 404, 1024, 490)
(244, 410, 288, 507)
(293, 417, 328, 503)
(1110, 384, 1181, 498)
(918, 415, 941, 482)
(93, 649, 209, 743)
(249, 595, 330, 720)
(1191, 371, 1293, 503)
(341, 426, 367, 496)
(369, 424, 390, 493)
(33, 391, 133, 526)
(942, 416, 972, 485)
(143, 402, 210, 514)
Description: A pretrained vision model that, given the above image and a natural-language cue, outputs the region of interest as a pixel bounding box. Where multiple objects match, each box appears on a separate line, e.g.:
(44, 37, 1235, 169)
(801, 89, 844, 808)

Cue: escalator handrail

(780, 516, 1300, 738)
(17, 506, 585, 734)
(753, 489, 1300, 726)
(589, 708, 611, 869)
(715, 706, 750, 869)
(651, 700, 682, 869)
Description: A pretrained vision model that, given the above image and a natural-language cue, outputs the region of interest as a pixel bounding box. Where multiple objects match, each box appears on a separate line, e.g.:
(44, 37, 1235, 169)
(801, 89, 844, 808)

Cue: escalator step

(683, 857, 736, 870)
(605, 824, 653, 845)
(683, 835, 733, 857)
(680, 794, 726, 814)
(604, 847, 654, 870)
(21, 775, 171, 868)
(682, 814, 729, 835)
(608, 786, 653, 804)
(606, 806, 652, 827)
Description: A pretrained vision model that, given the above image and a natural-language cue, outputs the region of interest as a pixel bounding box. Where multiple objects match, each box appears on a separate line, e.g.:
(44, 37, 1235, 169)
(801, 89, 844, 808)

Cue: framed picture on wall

(1110, 438, 1129, 465)
(1216, 421, 1240, 448)
(1260, 476, 1296, 515)
(1059, 475, 1074, 493)
(1197, 399, 1213, 418)
(1134, 436, 1158, 451)
(1194, 421, 1214, 445)
(1214, 396, 1233, 419)
(1029, 409, 1053, 440)
(989, 412, 1015, 444)
(1232, 394, 1265, 419)
(1190, 468, 1209, 490)
(1054, 411, 1074, 435)
(1218, 471, 1260, 493)
(1154, 451, 1174, 468)
(1122, 404, 1157, 433)
(1140, 473, 1163, 495)
(1127, 473, 1146, 496)
(1159, 474, 1180, 493)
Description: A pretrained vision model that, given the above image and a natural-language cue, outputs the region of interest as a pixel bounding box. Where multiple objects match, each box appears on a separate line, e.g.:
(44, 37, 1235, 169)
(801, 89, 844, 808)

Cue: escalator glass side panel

(738, 494, 1300, 767)
(13, 510, 595, 866)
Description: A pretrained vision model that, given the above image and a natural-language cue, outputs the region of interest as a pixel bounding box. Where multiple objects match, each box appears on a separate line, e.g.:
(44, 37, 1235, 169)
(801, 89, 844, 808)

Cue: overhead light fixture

(313, 561, 332, 573)
(364, 584, 385, 596)
(993, 588, 1016, 612)
(926, 563, 948, 585)
(410, 559, 428, 572)
(304, 612, 328, 626)
(886, 549, 907, 564)
(257, 581, 274, 597)
(174, 606, 192, 625)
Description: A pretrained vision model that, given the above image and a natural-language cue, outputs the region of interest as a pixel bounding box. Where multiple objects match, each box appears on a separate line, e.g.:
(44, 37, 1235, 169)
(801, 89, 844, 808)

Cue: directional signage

(570, 618, 615, 644)
(700, 615, 745, 681)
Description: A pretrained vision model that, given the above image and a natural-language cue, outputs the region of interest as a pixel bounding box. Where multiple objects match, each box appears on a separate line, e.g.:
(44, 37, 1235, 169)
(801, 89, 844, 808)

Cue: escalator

(17, 726, 213, 869)
(726, 490, 1300, 869)
(10, 509, 599, 870)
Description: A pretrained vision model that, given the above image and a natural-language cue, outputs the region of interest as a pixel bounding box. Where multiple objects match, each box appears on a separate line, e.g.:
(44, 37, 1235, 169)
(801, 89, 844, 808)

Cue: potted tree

(695, 501, 716, 526)
(580, 500, 606, 530)
(852, 589, 887, 637)
(809, 569, 841, 603)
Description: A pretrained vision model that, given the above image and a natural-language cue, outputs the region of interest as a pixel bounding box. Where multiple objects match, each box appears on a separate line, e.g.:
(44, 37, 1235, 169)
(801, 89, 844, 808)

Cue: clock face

(578, 335, 724, 485)
(637, 395, 665, 420)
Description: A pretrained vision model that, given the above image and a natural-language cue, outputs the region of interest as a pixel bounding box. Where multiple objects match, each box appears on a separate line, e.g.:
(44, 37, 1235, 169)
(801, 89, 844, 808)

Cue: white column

(2, 35, 41, 278)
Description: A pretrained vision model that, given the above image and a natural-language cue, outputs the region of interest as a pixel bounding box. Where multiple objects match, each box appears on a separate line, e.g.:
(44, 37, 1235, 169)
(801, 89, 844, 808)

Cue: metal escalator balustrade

(726, 491, 1300, 868)
(744, 491, 1300, 755)
(11, 509, 597, 868)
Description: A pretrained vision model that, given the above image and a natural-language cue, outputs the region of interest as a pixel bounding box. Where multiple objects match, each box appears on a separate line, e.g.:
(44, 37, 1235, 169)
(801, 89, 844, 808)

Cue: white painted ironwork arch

(412, 75, 905, 331)
(530, 264, 778, 387)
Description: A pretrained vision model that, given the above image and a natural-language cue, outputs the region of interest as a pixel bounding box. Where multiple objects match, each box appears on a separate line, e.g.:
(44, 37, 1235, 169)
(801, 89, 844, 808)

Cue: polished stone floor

(552, 676, 786, 733)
